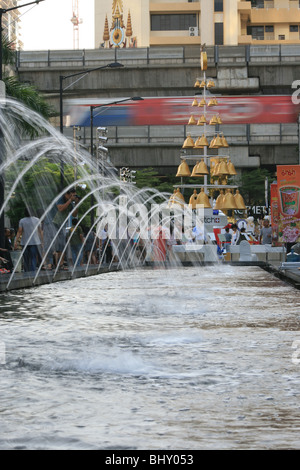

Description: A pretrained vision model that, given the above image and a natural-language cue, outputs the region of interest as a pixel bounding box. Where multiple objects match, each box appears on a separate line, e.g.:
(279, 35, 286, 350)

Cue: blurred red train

(66, 95, 300, 127)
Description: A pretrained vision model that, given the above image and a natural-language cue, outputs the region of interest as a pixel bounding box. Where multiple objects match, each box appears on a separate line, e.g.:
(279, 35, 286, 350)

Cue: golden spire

(103, 14, 110, 42)
(126, 9, 132, 37)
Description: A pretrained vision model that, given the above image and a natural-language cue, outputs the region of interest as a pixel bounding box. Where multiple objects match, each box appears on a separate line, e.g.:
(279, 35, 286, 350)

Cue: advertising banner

(276, 165, 300, 244)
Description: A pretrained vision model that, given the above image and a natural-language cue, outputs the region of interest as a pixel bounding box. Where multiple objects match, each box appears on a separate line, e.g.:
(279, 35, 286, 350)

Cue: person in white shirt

(14, 209, 43, 272)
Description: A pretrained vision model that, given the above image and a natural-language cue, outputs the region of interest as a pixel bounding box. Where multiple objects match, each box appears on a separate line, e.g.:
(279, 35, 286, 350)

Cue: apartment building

(95, 0, 300, 48)
(0, 0, 22, 49)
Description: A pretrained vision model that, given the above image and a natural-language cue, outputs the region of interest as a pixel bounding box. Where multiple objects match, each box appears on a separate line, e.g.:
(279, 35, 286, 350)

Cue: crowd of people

(0, 189, 297, 274)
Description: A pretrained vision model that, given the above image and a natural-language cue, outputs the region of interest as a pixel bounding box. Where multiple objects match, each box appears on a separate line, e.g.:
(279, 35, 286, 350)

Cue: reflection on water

(0, 265, 300, 450)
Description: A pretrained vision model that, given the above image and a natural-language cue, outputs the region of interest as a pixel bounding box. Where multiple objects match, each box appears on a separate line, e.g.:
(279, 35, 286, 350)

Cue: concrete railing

(15, 44, 300, 69)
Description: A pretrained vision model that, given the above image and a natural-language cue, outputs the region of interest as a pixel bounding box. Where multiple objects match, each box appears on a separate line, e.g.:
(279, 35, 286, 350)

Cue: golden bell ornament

(172, 188, 185, 208)
(214, 190, 225, 210)
(209, 137, 217, 149)
(212, 161, 221, 176)
(192, 98, 198, 107)
(234, 190, 247, 210)
(196, 159, 209, 175)
(227, 159, 237, 175)
(218, 160, 230, 175)
(197, 115, 206, 126)
(189, 189, 198, 209)
(221, 135, 229, 147)
(207, 79, 215, 88)
(217, 115, 222, 124)
(198, 134, 209, 147)
(196, 188, 211, 208)
(194, 137, 204, 149)
(194, 79, 201, 88)
(191, 162, 201, 176)
(223, 189, 238, 210)
(198, 98, 206, 107)
(208, 99, 215, 107)
(214, 134, 223, 148)
(209, 115, 218, 125)
(176, 159, 191, 177)
(188, 115, 197, 125)
(182, 134, 195, 149)
(200, 80, 206, 88)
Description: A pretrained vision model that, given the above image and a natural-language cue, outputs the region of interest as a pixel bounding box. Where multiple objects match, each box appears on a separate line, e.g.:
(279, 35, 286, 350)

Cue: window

(151, 14, 197, 31)
(278, 34, 285, 40)
(247, 25, 264, 40)
(214, 0, 223, 12)
(215, 23, 224, 45)
(265, 25, 274, 33)
(290, 25, 299, 33)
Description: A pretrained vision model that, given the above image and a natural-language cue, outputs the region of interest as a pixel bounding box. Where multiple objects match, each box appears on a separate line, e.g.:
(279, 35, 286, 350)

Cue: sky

(20, 0, 94, 50)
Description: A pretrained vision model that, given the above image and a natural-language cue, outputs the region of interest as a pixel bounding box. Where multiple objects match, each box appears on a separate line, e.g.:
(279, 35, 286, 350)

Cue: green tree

(237, 168, 274, 206)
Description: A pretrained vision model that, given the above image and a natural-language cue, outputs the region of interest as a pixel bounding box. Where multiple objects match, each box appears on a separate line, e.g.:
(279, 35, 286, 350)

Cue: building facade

(95, 0, 300, 48)
(0, 0, 22, 49)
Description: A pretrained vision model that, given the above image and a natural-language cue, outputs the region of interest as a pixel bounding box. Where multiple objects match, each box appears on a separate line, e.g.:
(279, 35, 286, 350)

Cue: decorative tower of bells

(173, 50, 246, 217)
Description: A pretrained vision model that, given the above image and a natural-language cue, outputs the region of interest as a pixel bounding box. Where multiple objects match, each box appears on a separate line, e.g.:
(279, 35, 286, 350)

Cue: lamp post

(89, 97, 144, 225)
(58, 61, 123, 187)
(0, 0, 45, 249)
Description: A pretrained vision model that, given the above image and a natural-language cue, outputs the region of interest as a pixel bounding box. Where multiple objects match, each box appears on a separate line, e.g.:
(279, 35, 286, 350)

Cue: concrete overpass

(15, 45, 300, 174)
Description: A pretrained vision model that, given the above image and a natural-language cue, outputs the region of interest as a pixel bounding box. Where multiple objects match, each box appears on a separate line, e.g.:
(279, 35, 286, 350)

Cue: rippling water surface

(0, 265, 300, 450)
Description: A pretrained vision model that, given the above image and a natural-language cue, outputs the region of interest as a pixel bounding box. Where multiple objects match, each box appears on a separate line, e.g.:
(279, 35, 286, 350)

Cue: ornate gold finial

(103, 15, 110, 42)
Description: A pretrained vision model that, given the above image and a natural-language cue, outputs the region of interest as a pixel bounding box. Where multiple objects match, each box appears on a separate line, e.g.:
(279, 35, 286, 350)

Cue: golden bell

(196, 188, 211, 208)
(198, 98, 206, 107)
(192, 98, 198, 107)
(200, 80, 206, 88)
(194, 137, 204, 149)
(209, 137, 217, 149)
(213, 98, 218, 106)
(189, 189, 198, 209)
(214, 190, 225, 210)
(223, 189, 238, 210)
(218, 160, 230, 175)
(207, 79, 215, 88)
(191, 162, 201, 176)
(182, 134, 195, 149)
(197, 115, 206, 126)
(207, 99, 215, 107)
(194, 79, 201, 88)
(217, 115, 222, 124)
(227, 159, 237, 175)
(176, 159, 191, 177)
(188, 115, 197, 125)
(196, 159, 209, 175)
(172, 188, 185, 208)
(214, 134, 223, 147)
(221, 135, 229, 147)
(199, 134, 209, 147)
(212, 161, 221, 176)
(209, 115, 218, 125)
(234, 190, 246, 210)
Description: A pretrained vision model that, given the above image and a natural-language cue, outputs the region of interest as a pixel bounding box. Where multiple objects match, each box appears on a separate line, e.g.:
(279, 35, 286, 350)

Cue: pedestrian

(52, 188, 79, 270)
(224, 227, 232, 252)
(67, 218, 85, 267)
(99, 223, 113, 264)
(231, 224, 240, 245)
(83, 227, 98, 265)
(14, 209, 43, 272)
(236, 227, 249, 245)
(260, 219, 272, 245)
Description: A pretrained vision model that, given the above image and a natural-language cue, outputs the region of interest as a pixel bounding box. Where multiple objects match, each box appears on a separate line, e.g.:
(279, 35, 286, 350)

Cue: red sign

(276, 165, 300, 244)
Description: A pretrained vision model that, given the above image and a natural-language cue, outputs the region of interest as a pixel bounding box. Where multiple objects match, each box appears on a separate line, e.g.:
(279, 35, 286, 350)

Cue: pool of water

(0, 265, 299, 450)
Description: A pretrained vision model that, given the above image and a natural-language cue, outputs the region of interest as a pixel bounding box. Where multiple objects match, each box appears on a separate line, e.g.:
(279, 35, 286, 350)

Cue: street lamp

(89, 96, 144, 225)
(59, 62, 124, 135)
(58, 61, 123, 188)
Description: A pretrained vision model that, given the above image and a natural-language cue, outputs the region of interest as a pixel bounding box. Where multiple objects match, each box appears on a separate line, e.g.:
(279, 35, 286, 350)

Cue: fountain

(0, 94, 222, 292)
